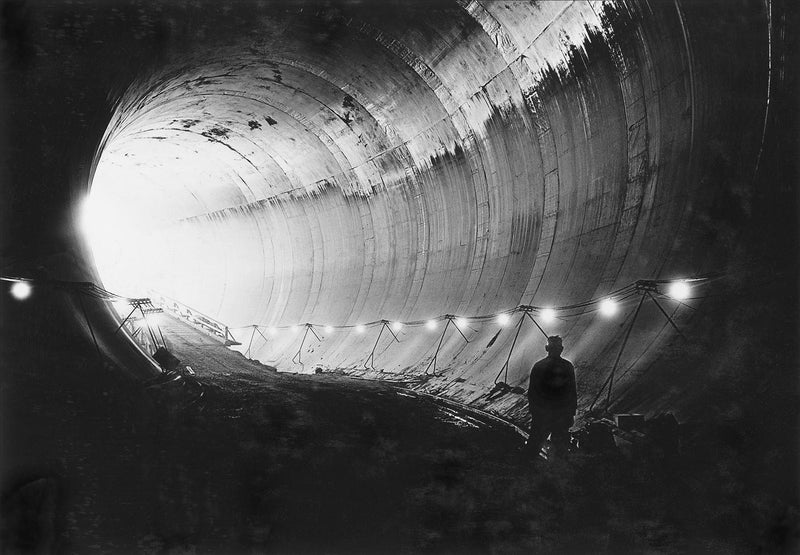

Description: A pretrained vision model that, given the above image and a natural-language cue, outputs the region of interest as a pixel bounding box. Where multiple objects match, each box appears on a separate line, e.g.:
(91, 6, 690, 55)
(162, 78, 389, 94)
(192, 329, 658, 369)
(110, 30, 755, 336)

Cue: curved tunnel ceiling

(82, 0, 771, 419)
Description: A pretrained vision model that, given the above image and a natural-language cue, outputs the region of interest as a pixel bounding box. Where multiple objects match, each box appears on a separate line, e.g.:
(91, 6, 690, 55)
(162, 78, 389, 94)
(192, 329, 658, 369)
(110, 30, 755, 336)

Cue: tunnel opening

(79, 0, 735, 418)
(2, 0, 798, 552)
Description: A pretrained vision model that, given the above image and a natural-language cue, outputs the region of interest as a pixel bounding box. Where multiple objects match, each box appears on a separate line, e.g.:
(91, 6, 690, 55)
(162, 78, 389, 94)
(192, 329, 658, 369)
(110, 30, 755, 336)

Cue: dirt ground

(2, 317, 797, 554)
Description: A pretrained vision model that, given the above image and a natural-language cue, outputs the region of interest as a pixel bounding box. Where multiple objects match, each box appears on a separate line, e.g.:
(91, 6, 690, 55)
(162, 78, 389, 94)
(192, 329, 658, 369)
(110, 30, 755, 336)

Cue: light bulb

(540, 308, 556, 323)
(599, 298, 618, 317)
(10, 281, 32, 300)
(667, 281, 691, 301)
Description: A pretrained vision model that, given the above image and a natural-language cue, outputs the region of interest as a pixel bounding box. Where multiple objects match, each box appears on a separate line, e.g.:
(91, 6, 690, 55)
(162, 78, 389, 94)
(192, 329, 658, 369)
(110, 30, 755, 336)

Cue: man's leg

(526, 406, 551, 458)
(549, 411, 574, 458)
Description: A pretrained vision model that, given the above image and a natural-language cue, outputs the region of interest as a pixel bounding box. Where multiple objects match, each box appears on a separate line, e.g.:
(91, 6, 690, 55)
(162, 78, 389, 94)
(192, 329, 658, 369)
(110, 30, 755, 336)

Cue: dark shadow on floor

(2, 311, 799, 554)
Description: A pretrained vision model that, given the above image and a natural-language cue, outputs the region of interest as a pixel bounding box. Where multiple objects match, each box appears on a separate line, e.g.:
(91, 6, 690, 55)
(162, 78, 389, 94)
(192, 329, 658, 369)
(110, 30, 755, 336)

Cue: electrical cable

(1, 272, 730, 383)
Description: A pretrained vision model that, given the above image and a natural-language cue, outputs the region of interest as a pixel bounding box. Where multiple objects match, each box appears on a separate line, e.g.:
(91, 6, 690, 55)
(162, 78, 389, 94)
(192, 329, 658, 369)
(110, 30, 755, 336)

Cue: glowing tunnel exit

(82, 162, 179, 300)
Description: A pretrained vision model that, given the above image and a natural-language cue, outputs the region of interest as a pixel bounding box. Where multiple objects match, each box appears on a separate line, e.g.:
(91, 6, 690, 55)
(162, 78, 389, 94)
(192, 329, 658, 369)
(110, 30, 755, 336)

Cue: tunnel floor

(2, 315, 792, 554)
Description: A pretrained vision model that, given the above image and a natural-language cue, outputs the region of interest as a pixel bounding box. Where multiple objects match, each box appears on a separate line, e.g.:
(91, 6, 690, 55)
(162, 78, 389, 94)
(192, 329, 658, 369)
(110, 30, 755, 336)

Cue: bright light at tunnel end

(80, 168, 180, 300)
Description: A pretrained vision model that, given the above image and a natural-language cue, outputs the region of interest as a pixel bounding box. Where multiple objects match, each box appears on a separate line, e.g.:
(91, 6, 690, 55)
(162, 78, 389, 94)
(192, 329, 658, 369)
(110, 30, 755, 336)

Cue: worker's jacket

(527, 355, 577, 412)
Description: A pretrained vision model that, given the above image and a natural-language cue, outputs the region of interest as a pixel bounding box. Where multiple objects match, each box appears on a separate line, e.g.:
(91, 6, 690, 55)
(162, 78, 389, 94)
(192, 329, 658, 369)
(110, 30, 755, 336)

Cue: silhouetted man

(526, 335, 577, 459)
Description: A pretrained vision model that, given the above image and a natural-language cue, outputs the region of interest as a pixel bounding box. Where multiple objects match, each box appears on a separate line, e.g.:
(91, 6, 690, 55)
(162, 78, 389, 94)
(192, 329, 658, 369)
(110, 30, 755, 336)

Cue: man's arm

(527, 361, 543, 401)
(567, 361, 577, 413)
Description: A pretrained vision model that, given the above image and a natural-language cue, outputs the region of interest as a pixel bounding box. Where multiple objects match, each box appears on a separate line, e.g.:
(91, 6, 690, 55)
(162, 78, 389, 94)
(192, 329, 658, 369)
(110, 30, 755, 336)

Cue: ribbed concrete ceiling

(82, 0, 771, 419)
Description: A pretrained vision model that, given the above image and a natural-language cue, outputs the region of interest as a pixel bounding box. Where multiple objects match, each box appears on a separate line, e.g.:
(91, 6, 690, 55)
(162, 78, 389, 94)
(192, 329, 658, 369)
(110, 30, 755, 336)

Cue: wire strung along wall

(2, 270, 773, 415)
(1, 275, 170, 366)
(0, 274, 707, 366)
(210, 275, 713, 407)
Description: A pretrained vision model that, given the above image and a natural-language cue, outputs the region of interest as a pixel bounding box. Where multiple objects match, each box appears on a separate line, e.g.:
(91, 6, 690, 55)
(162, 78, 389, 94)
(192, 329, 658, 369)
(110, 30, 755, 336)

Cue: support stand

(246, 325, 258, 358)
(139, 303, 166, 350)
(223, 326, 241, 346)
(493, 307, 549, 385)
(113, 305, 139, 336)
(363, 320, 400, 370)
(646, 291, 686, 339)
(254, 326, 269, 350)
(423, 315, 470, 376)
(588, 281, 687, 412)
(292, 324, 321, 365)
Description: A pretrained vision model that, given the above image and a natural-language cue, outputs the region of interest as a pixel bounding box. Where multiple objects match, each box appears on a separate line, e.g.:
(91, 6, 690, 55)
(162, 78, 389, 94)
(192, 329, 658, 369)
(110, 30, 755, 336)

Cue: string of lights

(1, 273, 708, 355)
(1, 275, 167, 356)
(0, 275, 145, 303)
(224, 277, 709, 337)
(2, 272, 711, 410)
(2, 274, 710, 333)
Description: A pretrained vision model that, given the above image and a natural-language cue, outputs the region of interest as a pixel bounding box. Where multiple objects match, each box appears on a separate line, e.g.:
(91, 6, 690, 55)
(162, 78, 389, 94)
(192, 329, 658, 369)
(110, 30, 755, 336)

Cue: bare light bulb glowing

(10, 281, 32, 300)
(324, 325, 334, 334)
(599, 298, 618, 317)
(426, 319, 437, 330)
(496, 313, 510, 326)
(391, 322, 403, 332)
(667, 281, 691, 301)
(355, 324, 366, 334)
(454, 317, 468, 328)
(540, 308, 556, 323)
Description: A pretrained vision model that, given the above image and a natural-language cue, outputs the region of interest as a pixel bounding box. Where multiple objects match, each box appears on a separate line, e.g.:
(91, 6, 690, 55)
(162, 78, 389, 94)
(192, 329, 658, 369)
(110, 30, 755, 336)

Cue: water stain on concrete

(201, 126, 230, 139)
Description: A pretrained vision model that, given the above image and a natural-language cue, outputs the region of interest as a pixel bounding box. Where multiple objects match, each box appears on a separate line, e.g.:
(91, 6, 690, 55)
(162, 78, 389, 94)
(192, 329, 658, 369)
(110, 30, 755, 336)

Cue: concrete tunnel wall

(71, 0, 777, 423)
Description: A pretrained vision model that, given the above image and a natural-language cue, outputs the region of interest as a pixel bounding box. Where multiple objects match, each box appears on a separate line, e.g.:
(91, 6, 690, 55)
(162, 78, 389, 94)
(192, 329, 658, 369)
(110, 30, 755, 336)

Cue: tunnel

(1, 0, 798, 552)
